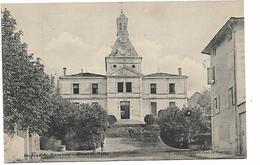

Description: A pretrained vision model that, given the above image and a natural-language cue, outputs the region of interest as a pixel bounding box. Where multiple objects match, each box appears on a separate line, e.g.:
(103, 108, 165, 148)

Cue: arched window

(119, 23, 122, 30)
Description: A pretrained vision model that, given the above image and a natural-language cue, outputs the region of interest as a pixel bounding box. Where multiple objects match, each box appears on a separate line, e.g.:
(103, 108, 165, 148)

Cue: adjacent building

(202, 17, 246, 155)
(58, 10, 188, 123)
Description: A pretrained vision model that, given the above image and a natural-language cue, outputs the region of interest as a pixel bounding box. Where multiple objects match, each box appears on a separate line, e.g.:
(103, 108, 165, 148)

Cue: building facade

(58, 10, 188, 123)
(202, 17, 246, 155)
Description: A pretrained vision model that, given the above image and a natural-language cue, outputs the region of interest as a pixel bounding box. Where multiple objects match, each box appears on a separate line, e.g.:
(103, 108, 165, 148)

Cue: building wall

(210, 30, 238, 154)
(107, 76, 142, 120)
(59, 75, 188, 122)
(210, 20, 245, 154)
(234, 21, 246, 155)
(142, 77, 187, 108)
(58, 77, 107, 109)
(234, 22, 246, 107)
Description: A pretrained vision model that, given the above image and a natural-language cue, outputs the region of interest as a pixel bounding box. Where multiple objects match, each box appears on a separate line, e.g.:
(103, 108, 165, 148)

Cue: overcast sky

(2, 1, 243, 96)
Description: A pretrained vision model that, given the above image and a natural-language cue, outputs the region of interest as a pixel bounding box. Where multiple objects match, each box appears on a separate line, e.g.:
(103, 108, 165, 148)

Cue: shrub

(157, 105, 211, 149)
(108, 115, 117, 125)
(144, 114, 155, 125)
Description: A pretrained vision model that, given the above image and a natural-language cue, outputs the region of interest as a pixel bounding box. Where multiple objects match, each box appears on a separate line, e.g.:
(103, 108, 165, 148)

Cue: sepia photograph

(1, 0, 246, 163)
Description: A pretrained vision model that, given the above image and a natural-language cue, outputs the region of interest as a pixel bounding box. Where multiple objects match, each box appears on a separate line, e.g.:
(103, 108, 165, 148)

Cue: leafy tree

(2, 9, 55, 134)
(157, 105, 211, 149)
(46, 95, 78, 140)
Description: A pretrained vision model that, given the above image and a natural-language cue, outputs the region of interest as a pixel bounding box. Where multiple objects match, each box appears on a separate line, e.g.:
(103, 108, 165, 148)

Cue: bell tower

(117, 9, 129, 43)
(105, 9, 142, 74)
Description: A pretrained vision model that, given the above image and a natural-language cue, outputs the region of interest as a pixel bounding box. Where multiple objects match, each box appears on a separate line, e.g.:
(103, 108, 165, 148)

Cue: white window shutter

(207, 67, 212, 85)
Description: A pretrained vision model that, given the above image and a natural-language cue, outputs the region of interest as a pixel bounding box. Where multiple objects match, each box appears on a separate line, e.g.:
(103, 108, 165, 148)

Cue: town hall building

(58, 10, 188, 122)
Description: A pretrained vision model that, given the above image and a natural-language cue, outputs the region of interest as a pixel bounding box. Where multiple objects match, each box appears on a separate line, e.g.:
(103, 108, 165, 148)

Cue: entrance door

(239, 112, 246, 155)
(120, 101, 130, 119)
(151, 102, 157, 116)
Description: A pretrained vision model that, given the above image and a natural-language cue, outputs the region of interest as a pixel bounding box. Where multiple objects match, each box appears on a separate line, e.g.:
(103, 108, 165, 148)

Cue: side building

(58, 10, 188, 123)
(202, 17, 246, 155)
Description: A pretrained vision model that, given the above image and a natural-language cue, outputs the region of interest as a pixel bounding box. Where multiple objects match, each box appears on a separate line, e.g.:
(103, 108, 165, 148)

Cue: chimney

(63, 67, 67, 76)
(178, 68, 182, 75)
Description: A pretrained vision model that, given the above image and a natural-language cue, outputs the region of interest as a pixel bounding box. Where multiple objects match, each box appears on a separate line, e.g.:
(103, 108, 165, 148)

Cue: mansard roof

(65, 72, 106, 78)
(144, 72, 188, 78)
(108, 38, 140, 57)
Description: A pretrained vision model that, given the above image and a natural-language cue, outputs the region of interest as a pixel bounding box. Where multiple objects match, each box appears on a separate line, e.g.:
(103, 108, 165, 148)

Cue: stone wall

(4, 133, 25, 162)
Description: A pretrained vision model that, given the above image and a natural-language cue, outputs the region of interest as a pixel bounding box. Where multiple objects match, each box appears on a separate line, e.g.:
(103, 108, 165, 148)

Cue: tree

(157, 105, 211, 149)
(2, 9, 55, 134)
(46, 94, 78, 140)
(45, 101, 108, 150)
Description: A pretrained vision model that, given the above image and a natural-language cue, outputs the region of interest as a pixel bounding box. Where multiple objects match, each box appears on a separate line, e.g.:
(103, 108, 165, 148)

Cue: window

(126, 82, 132, 92)
(119, 23, 122, 30)
(113, 65, 117, 68)
(213, 96, 220, 114)
(92, 83, 98, 94)
(132, 65, 135, 68)
(151, 102, 157, 116)
(227, 87, 234, 108)
(169, 102, 176, 108)
(169, 83, 175, 94)
(73, 83, 79, 94)
(150, 83, 157, 94)
(117, 82, 124, 92)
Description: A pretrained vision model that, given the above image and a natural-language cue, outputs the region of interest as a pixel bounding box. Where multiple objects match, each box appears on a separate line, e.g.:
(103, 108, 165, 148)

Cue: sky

(2, 1, 244, 97)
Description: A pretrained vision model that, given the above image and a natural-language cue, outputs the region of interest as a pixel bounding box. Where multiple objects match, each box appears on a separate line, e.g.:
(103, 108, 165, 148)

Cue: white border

(1, 0, 260, 165)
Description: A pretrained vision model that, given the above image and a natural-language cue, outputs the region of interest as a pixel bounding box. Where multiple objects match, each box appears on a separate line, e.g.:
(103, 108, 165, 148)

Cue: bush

(108, 115, 117, 125)
(48, 103, 107, 151)
(157, 105, 211, 149)
(144, 114, 155, 125)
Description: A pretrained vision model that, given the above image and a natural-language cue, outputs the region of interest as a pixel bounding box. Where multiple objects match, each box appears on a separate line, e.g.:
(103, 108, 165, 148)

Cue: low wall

(4, 132, 40, 162)
(4, 133, 25, 162)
